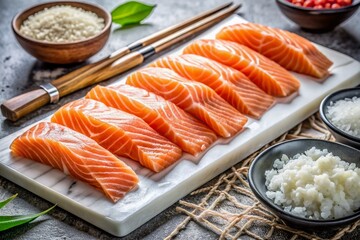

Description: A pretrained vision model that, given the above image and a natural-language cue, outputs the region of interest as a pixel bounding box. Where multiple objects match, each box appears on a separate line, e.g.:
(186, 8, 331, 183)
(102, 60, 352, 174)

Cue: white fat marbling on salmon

(10, 122, 138, 202)
(86, 84, 217, 155)
(184, 39, 300, 97)
(150, 54, 275, 119)
(216, 23, 333, 79)
(126, 67, 248, 138)
(51, 99, 182, 172)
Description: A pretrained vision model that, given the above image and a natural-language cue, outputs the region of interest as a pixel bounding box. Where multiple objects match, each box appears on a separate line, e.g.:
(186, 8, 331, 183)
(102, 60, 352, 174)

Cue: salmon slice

(86, 84, 217, 155)
(126, 67, 248, 138)
(149, 54, 275, 119)
(10, 122, 138, 202)
(216, 23, 333, 79)
(51, 99, 182, 172)
(183, 39, 300, 97)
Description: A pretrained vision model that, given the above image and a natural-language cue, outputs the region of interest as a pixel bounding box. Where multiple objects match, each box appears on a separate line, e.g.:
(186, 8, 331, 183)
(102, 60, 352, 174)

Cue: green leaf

(0, 204, 56, 231)
(0, 194, 18, 209)
(111, 1, 156, 26)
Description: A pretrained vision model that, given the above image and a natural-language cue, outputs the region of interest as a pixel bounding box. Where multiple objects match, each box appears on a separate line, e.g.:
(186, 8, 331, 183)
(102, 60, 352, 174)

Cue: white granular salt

(20, 5, 105, 43)
(265, 147, 360, 220)
(326, 96, 360, 138)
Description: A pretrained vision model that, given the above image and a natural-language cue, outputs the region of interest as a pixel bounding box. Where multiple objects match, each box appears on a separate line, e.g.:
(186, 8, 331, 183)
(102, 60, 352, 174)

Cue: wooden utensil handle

(136, 2, 233, 47)
(53, 47, 131, 95)
(82, 52, 145, 85)
(1, 89, 49, 121)
(1, 47, 131, 122)
(154, 4, 240, 52)
(1, 52, 144, 122)
(48, 58, 102, 86)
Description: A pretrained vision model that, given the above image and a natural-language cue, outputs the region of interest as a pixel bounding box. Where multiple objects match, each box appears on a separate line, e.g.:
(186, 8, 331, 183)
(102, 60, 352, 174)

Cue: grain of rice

(265, 147, 360, 220)
(19, 5, 105, 43)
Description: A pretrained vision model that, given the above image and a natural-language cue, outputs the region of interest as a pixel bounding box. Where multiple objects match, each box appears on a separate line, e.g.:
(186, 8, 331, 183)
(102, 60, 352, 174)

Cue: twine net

(166, 113, 360, 240)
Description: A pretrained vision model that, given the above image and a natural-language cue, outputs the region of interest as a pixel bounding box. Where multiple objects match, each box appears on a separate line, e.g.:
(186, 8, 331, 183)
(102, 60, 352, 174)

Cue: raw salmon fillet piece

(150, 54, 275, 119)
(86, 84, 217, 155)
(183, 39, 301, 97)
(10, 122, 138, 202)
(216, 23, 333, 79)
(51, 99, 182, 172)
(126, 67, 248, 138)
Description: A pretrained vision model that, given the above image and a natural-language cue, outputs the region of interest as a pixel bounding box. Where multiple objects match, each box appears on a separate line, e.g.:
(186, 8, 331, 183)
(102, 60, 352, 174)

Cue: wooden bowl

(12, 1, 111, 64)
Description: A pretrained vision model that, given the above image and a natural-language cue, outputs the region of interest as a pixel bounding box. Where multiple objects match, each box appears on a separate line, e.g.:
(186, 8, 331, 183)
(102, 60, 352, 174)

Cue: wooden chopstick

(53, 1, 234, 95)
(94, 4, 241, 81)
(111, 1, 233, 53)
(50, 1, 234, 94)
(1, 2, 239, 121)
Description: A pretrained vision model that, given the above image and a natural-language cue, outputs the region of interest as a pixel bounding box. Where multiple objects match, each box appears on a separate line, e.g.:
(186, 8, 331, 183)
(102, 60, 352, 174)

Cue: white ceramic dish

(0, 16, 360, 237)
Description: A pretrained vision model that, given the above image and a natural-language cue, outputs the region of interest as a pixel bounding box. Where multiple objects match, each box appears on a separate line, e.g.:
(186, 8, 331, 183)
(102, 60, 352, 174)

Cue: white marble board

(0, 15, 360, 237)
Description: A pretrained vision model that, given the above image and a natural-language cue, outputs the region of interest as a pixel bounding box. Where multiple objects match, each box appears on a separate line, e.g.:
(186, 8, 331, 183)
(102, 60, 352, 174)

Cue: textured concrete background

(0, 0, 359, 239)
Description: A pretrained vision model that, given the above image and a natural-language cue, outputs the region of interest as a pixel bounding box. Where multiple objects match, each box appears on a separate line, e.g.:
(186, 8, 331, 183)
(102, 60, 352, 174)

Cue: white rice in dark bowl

(265, 147, 360, 220)
(326, 96, 360, 138)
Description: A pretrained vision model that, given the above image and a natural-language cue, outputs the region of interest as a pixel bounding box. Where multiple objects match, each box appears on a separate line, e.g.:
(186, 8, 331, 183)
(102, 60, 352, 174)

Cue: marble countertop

(0, 0, 359, 239)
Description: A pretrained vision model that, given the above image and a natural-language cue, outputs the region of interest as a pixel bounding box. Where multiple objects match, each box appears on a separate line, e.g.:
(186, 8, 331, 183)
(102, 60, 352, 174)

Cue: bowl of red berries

(276, 0, 360, 32)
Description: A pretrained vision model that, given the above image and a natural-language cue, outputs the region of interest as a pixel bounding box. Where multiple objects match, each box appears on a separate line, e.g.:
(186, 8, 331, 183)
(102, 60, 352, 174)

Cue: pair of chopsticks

(1, 2, 241, 121)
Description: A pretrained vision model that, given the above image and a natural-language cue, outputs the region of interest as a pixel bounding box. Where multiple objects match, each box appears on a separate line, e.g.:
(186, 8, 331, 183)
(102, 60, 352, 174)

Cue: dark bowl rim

(319, 87, 360, 142)
(11, 1, 112, 46)
(248, 138, 360, 224)
(276, 0, 360, 13)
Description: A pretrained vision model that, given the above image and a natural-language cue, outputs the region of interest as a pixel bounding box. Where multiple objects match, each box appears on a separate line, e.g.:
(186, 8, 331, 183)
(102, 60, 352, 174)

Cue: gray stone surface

(0, 0, 359, 239)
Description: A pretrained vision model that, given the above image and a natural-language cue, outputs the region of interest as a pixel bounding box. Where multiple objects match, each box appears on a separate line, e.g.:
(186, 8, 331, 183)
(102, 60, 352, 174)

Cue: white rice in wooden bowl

(20, 5, 105, 43)
(326, 96, 360, 138)
(265, 147, 360, 220)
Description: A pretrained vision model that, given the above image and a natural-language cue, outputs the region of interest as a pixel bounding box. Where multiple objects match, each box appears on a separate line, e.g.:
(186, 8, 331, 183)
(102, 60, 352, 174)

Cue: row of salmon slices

(10, 22, 333, 202)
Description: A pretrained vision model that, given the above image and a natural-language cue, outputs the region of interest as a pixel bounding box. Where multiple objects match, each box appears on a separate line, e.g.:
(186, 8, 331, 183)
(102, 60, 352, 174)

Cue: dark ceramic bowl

(12, 1, 111, 64)
(319, 87, 360, 149)
(248, 139, 360, 230)
(275, 0, 360, 32)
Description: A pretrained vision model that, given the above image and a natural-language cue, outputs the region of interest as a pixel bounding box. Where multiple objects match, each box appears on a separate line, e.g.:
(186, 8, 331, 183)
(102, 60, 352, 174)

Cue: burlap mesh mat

(165, 113, 360, 240)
